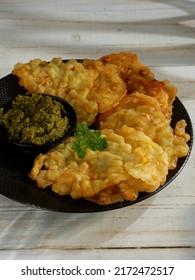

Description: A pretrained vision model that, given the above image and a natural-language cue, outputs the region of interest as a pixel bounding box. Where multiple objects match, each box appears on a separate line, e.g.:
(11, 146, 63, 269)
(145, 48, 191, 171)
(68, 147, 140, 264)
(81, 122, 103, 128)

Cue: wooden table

(0, 0, 194, 260)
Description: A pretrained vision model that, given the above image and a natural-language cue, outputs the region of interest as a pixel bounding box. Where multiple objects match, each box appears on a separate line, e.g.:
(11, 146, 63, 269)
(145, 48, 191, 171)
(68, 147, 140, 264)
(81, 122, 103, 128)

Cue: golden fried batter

(101, 51, 154, 80)
(12, 56, 126, 125)
(100, 52, 177, 120)
(82, 59, 126, 113)
(98, 92, 166, 138)
(29, 126, 169, 204)
(98, 92, 190, 169)
(12, 57, 99, 125)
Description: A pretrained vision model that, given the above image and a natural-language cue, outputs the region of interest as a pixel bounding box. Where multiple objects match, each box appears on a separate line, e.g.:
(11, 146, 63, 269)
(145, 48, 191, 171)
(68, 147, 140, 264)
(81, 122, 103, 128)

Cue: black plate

(0, 73, 193, 212)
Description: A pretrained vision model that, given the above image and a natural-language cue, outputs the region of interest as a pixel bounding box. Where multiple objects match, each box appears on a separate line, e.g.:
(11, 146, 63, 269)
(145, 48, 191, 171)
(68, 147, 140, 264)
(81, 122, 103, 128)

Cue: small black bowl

(0, 94, 77, 152)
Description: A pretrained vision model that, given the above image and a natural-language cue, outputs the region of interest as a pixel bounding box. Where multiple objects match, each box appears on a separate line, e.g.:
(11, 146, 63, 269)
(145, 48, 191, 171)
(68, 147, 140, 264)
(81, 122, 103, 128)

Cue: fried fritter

(29, 126, 169, 204)
(100, 52, 177, 120)
(12, 57, 99, 125)
(154, 119, 190, 169)
(82, 59, 126, 113)
(98, 92, 190, 169)
(12, 56, 126, 125)
(98, 92, 166, 139)
(101, 51, 154, 80)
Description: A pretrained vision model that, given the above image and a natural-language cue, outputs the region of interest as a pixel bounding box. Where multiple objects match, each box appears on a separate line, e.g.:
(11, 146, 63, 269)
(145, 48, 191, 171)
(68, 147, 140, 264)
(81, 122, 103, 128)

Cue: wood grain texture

(0, 0, 194, 260)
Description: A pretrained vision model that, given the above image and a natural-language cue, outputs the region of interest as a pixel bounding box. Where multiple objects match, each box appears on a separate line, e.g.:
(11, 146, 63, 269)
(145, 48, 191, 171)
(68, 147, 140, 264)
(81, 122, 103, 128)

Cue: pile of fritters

(12, 52, 190, 205)
(12, 57, 126, 126)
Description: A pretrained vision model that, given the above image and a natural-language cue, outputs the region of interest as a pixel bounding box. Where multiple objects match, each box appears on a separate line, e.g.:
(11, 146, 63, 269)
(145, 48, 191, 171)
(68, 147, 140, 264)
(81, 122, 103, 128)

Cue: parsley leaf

(72, 123, 108, 158)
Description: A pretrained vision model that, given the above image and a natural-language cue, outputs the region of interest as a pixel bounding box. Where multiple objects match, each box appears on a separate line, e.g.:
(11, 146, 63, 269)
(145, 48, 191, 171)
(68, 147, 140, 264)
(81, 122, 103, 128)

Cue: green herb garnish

(72, 123, 108, 158)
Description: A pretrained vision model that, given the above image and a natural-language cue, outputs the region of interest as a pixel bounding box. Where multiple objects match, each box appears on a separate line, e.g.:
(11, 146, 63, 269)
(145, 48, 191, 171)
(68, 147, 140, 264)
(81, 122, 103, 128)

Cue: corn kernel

(142, 157, 148, 163)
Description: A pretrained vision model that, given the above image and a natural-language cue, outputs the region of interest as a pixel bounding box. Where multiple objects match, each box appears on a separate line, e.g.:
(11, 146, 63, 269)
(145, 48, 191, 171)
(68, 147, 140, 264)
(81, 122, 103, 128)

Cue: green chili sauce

(0, 94, 69, 145)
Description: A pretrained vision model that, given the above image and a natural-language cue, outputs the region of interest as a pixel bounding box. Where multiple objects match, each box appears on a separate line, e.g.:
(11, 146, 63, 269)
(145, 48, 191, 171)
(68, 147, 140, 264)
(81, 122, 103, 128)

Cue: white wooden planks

(0, 0, 194, 260)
